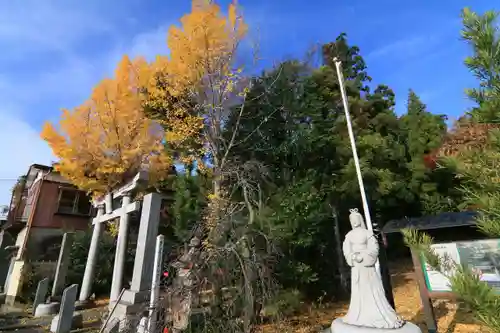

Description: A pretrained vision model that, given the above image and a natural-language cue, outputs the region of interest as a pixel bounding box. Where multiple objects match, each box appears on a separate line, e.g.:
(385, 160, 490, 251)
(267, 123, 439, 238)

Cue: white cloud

(104, 25, 171, 77)
(0, 1, 114, 59)
(0, 0, 175, 204)
(0, 1, 122, 203)
(0, 108, 55, 205)
(0, 0, 171, 105)
(366, 19, 460, 61)
(367, 35, 441, 60)
(0, 0, 121, 116)
(128, 26, 171, 60)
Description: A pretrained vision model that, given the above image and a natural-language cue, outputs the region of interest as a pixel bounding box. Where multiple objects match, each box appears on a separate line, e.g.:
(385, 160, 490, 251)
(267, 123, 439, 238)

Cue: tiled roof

(383, 211, 479, 234)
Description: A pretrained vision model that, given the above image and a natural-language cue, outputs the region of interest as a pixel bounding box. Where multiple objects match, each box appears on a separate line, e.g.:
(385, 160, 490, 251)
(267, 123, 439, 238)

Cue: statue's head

(349, 208, 366, 229)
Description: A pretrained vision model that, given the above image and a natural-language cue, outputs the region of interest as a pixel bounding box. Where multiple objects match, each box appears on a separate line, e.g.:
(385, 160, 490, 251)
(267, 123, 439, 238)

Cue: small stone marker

(52, 233, 75, 298)
(32, 278, 49, 315)
(148, 235, 165, 333)
(50, 284, 81, 333)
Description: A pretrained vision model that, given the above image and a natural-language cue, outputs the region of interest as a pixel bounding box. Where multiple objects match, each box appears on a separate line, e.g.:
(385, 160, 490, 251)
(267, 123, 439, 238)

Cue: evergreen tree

(315, 34, 411, 223)
(461, 7, 500, 122)
(406, 8, 500, 333)
(225, 34, 455, 298)
(399, 90, 460, 214)
(401, 90, 446, 158)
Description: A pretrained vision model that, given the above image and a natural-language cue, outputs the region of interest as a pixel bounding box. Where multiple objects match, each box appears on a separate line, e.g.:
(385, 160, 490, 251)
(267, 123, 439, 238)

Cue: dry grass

(257, 262, 485, 333)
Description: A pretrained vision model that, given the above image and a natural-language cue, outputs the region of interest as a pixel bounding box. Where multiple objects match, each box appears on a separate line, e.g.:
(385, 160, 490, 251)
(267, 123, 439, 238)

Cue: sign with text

(421, 239, 500, 292)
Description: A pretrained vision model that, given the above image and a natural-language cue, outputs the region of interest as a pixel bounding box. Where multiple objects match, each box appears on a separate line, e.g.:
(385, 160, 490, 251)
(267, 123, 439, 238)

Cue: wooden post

(410, 249, 438, 333)
(377, 231, 395, 310)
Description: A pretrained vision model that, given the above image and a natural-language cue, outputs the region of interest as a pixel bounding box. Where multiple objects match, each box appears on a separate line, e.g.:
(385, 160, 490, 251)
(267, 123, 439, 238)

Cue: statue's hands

(352, 252, 363, 263)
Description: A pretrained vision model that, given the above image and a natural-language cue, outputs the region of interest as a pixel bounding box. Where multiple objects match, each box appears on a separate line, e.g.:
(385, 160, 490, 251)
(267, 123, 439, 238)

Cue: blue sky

(0, 0, 494, 204)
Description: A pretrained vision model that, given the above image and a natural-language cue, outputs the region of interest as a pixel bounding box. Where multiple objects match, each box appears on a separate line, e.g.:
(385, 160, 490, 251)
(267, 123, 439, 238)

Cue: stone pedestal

(331, 319, 422, 333)
(34, 302, 60, 317)
(102, 299, 147, 333)
(74, 299, 94, 311)
(50, 312, 83, 332)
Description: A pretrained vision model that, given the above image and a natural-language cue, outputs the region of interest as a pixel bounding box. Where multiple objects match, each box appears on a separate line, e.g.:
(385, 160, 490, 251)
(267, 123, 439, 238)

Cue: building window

(57, 189, 91, 215)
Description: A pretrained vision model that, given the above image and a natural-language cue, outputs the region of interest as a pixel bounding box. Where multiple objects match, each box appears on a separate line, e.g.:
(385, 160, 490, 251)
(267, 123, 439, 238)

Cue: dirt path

(259, 263, 485, 333)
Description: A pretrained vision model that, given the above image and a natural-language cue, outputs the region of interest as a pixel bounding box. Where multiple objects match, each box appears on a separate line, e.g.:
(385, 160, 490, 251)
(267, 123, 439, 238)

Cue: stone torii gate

(77, 171, 163, 316)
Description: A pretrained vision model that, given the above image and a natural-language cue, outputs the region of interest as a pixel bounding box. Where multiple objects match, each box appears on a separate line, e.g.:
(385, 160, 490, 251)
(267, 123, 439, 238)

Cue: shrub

(261, 289, 304, 319)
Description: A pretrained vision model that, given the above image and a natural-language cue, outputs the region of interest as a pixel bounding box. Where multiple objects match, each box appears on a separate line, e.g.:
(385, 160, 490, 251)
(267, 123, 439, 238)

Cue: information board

(421, 239, 500, 292)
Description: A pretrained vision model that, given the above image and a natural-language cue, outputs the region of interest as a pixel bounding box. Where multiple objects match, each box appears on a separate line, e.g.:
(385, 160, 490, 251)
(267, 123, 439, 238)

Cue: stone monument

(35, 232, 74, 317)
(330, 208, 422, 333)
(32, 278, 49, 316)
(50, 284, 83, 333)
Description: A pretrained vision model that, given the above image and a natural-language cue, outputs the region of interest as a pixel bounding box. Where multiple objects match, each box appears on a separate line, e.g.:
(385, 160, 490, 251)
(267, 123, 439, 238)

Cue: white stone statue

(330, 209, 421, 333)
(342, 208, 404, 328)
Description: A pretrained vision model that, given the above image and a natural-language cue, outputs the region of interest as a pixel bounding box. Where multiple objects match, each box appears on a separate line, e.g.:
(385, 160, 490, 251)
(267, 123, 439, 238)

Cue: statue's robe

(343, 228, 404, 329)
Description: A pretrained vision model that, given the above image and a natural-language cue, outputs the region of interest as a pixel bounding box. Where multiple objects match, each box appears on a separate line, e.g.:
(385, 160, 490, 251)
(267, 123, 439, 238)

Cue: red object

(163, 328, 169, 333)
(163, 271, 169, 277)
(423, 153, 437, 170)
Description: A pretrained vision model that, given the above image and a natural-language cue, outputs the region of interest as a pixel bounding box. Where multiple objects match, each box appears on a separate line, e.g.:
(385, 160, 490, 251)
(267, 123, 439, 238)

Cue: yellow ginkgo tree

(141, 2, 273, 331)
(145, 0, 248, 180)
(140, 0, 254, 255)
(41, 55, 173, 196)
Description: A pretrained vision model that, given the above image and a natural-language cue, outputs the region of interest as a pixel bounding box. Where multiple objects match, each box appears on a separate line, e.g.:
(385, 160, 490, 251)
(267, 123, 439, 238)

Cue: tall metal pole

(333, 58, 395, 309)
(333, 58, 373, 232)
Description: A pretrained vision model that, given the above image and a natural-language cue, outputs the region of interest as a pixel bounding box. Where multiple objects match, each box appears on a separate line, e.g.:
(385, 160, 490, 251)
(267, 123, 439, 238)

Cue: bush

(20, 264, 40, 303)
(261, 289, 304, 319)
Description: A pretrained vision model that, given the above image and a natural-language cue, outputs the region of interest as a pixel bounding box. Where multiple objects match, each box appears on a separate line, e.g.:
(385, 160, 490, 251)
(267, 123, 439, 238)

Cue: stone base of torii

(75, 171, 164, 332)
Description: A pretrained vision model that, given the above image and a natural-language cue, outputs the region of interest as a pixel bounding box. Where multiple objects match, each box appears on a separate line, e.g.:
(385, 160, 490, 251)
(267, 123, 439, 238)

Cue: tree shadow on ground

(388, 260, 415, 288)
(0, 304, 30, 327)
(390, 270, 413, 290)
(258, 300, 349, 333)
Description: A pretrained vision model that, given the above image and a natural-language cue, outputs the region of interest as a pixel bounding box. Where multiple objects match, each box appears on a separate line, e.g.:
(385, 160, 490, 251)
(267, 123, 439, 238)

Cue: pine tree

(406, 8, 500, 332)
(461, 7, 500, 122)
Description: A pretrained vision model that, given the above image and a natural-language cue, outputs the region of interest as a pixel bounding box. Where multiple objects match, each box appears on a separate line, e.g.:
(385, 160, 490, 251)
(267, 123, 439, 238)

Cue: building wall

(2, 165, 93, 303)
(31, 181, 90, 230)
